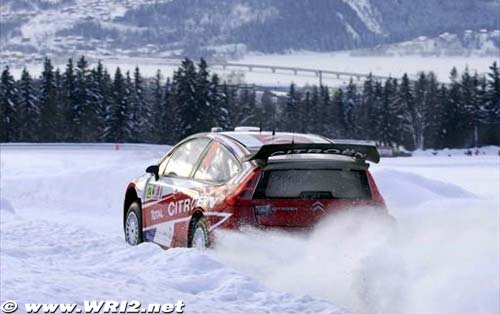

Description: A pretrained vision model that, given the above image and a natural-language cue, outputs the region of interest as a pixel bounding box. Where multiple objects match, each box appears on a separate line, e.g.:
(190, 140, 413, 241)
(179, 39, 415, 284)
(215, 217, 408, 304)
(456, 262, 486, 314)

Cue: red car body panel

(124, 131, 387, 248)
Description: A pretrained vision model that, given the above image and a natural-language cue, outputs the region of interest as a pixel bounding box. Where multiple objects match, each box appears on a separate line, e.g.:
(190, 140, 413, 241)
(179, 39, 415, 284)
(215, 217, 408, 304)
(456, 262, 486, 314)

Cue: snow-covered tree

(282, 83, 301, 132)
(359, 73, 376, 140)
(482, 62, 500, 145)
(106, 67, 131, 142)
(221, 83, 237, 129)
(259, 90, 277, 132)
(234, 86, 258, 127)
(129, 66, 150, 142)
(90, 61, 112, 142)
(442, 67, 462, 148)
(343, 78, 358, 139)
(396, 73, 416, 149)
(331, 88, 345, 138)
(62, 58, 79, 141)
(0, 67, 19, 142)
(17, 68, 39, 142)
(173, 58, 199, 141)
(208, 74, 230, 131)
(38, 58, 61, 142)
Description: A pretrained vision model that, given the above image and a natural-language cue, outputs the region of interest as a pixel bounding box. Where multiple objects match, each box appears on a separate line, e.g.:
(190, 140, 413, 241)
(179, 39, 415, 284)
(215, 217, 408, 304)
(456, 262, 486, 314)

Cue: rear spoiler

(242, 143, 380, 163)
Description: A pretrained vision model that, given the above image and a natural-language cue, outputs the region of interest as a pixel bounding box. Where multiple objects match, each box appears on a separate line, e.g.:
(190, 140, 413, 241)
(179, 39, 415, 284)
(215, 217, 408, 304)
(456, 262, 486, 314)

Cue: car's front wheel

(125, 202, 142, 246)
(189, 217, 210, 249)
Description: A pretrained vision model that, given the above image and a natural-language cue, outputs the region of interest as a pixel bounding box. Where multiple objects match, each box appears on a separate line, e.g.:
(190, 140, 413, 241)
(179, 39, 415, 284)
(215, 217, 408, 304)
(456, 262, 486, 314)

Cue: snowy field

(9, 52, 498, 87)
(0, 144, 499, 314)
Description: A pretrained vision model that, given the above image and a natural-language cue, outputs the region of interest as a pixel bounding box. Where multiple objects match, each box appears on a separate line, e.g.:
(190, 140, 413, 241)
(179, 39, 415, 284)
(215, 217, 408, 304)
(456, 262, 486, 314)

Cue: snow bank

(0, 197, 15, 214)
(373, 169, 477, 209)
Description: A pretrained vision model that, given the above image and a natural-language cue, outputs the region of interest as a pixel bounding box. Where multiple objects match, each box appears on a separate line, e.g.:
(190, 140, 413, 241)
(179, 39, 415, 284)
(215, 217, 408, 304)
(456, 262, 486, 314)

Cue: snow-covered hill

(0, 0, 498, 65)
(353, 30, 500, 57)
(1, 144, 498, 313)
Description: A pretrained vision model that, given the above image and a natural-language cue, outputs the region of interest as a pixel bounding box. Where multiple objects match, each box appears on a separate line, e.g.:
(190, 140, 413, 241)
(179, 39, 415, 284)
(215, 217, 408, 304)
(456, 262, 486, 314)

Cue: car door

(142, 137, 211, 247)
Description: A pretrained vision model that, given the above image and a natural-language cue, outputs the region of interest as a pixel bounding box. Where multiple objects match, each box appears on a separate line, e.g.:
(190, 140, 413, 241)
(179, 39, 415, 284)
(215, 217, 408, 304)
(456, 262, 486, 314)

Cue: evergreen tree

(443, 67, 462, 148)
(2, 56, 495, 149)
(38, 58, 61, 142)
(308, 85, 321, 134)
(299, 90, 312, 133)
(434, 84, 450, 149)
(234, 86, 258, 127)
(260, 90, 277, 131)
(63, 58, 78, 141)
(319, 85, 333, 136)
(208, 74, 230, 130)
(129, 66, 149, 142)
(343, 79, 358, 139)
(482, 62, 500, 145)
(282, 83, 301, 132)
(106, 67, 131, 142)
(376, 78, 399, 147)
(221, 83, 237, 129)
(17, 68, 39, 141)
(76, 56, 98, 142)
(151, 74, 175, 144)
(422, 72, 442, 148)
(0, 66, 19, 142)
(457, 67, 480, 147)
(396, 73, 416, 149)
(151, 70, 164, 143)
(359, 74, 376, 139)
(331, 88, 345, 138)
(90, 61, 111, 142)
(173, 58, 200, 141)
(195, 59, 216, 131)
(371, 80, 385, 144)
(162, 78, 176, 143)
(411, 72, 428, 149)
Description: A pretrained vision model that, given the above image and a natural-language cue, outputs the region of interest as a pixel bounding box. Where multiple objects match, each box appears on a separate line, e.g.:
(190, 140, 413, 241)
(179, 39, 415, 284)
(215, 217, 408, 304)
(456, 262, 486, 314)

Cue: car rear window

(255, 169, 371, 199)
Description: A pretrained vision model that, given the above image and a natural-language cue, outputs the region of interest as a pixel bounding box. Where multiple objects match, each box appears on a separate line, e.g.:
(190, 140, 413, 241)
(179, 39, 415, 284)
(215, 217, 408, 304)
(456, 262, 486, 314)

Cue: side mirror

(146, 165, 159, 180)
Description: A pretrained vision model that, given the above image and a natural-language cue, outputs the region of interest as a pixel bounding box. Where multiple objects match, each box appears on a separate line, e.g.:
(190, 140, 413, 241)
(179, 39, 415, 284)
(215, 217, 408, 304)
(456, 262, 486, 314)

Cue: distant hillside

(0, 0, 498, 64)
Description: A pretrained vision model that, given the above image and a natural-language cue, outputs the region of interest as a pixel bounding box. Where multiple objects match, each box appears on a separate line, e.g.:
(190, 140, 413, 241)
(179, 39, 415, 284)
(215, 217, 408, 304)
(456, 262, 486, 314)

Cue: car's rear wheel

(125, 202, 143, 246)
(189, 217, 210, 249)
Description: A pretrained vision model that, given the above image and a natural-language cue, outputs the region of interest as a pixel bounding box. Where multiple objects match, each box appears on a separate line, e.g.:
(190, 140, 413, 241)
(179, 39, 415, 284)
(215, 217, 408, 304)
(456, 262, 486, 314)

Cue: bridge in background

(209, 62, 392, 85)
(95, 57, 394, 85)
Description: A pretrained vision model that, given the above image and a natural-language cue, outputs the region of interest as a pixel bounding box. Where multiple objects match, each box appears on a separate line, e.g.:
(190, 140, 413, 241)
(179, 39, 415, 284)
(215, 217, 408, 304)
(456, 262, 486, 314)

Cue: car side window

(194, 142, 241, 183)
(163, 138, 210, 178)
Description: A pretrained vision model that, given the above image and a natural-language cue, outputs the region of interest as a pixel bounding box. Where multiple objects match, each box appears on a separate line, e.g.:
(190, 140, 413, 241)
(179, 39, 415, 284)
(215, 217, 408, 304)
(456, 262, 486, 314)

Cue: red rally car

(123, 128, 386, 249)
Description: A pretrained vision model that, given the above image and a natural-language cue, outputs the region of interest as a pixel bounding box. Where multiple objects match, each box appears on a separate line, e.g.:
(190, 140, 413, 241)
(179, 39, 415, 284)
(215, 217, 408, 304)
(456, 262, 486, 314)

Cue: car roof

(202, 131, 333, 161)
(218, 131, 331, 149)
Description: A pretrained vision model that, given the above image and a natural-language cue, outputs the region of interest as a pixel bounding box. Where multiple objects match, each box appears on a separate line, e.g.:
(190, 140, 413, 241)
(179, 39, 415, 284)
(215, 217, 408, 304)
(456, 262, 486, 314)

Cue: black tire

(188, 217, 210, 249)
(124, 202, 143, 246)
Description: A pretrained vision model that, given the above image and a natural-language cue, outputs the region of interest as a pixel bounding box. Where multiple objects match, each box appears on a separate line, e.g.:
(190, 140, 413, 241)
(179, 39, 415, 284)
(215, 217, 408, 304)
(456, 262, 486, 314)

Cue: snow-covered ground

(1, 144, 499, 314)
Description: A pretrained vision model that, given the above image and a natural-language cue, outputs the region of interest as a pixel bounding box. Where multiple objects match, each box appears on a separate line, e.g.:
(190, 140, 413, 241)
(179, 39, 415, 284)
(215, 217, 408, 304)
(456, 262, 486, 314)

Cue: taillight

(225, 168, 262, 206)
(366, 171, 386, 208)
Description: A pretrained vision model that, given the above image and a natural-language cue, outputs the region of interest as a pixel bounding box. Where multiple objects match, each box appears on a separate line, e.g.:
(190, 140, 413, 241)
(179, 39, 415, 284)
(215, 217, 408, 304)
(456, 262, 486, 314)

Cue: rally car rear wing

(242, 143, 380, 163)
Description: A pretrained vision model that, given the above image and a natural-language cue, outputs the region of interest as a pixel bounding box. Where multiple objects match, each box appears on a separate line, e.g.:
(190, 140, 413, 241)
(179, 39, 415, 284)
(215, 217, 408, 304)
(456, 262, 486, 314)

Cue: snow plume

(212, 200, 499, 314)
